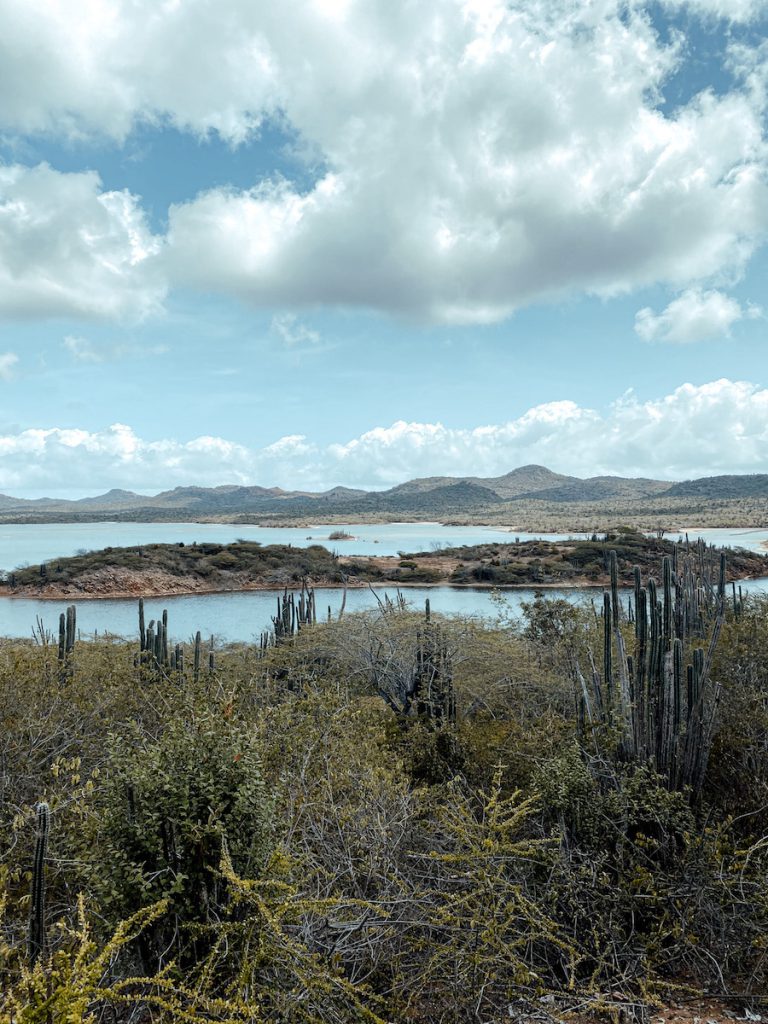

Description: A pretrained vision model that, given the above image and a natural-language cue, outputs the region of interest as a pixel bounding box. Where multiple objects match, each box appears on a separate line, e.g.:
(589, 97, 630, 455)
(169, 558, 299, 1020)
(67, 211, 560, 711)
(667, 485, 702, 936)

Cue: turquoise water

(668, 528, 768, 553)
(2, 521, 766, 576)
(0, 521, 589, 572)
(3, 578, 768, 643)
(0, 521, 766, 641)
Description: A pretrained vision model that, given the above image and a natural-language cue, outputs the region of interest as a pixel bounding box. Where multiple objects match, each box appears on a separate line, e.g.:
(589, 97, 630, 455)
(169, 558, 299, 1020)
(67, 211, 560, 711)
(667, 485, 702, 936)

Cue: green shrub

(93, 697, 272, 969)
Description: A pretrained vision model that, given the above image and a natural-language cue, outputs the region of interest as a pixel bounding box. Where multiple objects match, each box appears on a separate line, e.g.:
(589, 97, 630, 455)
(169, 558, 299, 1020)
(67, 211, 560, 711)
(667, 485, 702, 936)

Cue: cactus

(137, 605, 176, 677)
(162, 609, 169, 666)
(58, 612, 66, 662)
(413, 600, 455, 725)
(57, 605, 77, 681)
(574, 544, 727, 798)
(271, 583, 317, 643)
(609, 550, 619, 629)
(28, 801, 50, 967)
(65, 604, 76, 654)
(194, 631, 202, 682)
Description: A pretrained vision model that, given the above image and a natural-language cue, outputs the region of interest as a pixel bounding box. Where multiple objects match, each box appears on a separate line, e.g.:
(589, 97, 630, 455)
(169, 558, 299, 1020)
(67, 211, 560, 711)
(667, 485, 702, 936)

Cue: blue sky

(0, 0, 767, 496)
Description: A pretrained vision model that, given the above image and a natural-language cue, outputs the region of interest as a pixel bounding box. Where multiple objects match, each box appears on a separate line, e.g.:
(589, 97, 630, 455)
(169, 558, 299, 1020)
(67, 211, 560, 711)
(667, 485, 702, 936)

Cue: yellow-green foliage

(0, 896, 248, 1024)
(92, 696, 273, 969)
(2, 593, 768, 1022)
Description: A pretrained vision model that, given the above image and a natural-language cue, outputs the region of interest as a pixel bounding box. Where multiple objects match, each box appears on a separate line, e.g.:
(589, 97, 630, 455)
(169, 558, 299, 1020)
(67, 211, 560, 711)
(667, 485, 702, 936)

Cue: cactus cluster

(136, 601, 217, 681)
(57, 604, 77, 681)
(272, 584, 317, 641)
(575, 541, 727, 796)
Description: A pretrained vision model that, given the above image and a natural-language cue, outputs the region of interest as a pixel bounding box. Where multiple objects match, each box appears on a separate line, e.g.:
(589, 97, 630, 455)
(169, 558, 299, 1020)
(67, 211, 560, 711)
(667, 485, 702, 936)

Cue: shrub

(92, 698, 272, 970)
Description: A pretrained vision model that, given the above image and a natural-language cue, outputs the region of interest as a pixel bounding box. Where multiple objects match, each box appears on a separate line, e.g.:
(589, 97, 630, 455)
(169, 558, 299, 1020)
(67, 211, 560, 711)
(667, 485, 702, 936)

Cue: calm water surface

(3, 578, 768, 643)
(2, 521, 766, 574)
(0, 521, 767, 640)
(0, 521, 589, 571)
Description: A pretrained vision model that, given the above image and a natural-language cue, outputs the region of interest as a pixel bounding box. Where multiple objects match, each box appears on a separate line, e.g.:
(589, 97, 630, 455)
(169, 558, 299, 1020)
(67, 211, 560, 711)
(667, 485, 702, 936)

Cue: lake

(0, 520, 589, 572)
(2, 521, 767, 575)
(0, 521, 766, 640)
(4, 578, 768, 643)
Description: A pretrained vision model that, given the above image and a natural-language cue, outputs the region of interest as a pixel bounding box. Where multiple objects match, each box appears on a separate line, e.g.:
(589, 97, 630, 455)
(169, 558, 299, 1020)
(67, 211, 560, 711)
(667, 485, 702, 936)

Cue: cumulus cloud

(634, 289, 762, 343)
(162, 3, 768, 322)
(0, 351, 18, 380)
(2, 380, 768, 493)
(0, 164, 163, 319)
(0, 2, 765, 323)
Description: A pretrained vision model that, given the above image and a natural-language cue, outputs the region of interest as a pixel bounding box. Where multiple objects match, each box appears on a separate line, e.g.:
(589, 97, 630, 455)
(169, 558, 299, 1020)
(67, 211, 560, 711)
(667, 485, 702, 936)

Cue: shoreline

(2, 574, 766, 602)
(1, 513, 768, 531)
(0, 579, 605, 600)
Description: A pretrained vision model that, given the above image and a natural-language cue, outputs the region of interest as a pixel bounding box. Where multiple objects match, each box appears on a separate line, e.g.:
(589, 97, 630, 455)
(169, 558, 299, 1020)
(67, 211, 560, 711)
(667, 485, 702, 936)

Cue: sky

(0, 0, 767, 496)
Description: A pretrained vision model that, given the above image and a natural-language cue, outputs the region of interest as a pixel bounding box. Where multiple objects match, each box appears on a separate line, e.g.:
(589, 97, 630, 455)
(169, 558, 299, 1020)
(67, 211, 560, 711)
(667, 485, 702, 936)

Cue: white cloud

(659, 0, 766, 21)
(62, 335, 169, 362)
(2, 380, 768, 493)
(162, 4, 768, 323)
(634, 288, 762, 343)
(270, 313, 320, 347)
(0, 3, 765, 323)
(0, 351, 18, 380)
(63, 336, 102, 363)
(0, 164, 163, 319)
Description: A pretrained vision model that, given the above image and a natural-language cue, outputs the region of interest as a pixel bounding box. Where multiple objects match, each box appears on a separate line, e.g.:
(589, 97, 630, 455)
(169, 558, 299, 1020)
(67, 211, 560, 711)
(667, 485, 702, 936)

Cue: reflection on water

(2, 578, 768, 643)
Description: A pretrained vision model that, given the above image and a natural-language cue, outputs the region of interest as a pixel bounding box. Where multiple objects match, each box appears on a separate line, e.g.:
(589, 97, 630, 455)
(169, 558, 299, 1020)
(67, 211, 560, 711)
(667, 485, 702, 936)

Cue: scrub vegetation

(3, 528, 767, 598)
(2, 542, 768, 1023)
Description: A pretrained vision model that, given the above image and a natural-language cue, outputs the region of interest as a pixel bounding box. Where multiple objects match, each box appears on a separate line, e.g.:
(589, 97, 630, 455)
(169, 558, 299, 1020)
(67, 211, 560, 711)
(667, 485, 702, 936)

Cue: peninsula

(3, 530, 766, 599)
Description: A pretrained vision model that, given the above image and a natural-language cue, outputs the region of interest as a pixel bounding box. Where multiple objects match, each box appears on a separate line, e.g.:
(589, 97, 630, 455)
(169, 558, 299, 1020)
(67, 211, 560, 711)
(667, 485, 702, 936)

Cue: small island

(2, 529, 766, 599)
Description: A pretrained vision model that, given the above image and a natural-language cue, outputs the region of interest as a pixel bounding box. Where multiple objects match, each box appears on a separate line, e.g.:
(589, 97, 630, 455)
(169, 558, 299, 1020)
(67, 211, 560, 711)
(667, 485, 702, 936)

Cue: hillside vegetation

(3, 529, 767, 598)
(2, 543, 768, 1022)
(3, 464, 768, 529)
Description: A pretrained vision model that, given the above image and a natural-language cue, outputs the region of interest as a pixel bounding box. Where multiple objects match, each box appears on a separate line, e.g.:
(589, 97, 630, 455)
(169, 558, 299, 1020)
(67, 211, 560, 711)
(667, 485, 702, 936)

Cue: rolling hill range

(1, 464, 768, 527)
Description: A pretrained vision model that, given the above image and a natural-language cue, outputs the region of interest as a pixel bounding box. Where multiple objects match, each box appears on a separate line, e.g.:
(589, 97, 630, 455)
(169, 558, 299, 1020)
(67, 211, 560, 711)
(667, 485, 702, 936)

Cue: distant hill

(387, 464, 576, 499)
(480, 465, 578, 498)
(2, 466, 768, 524)
(665, 475, 768, 499)
(74, 489, 143, 507)
(377, 481, 503, 511)
(516, 475, 672, 503)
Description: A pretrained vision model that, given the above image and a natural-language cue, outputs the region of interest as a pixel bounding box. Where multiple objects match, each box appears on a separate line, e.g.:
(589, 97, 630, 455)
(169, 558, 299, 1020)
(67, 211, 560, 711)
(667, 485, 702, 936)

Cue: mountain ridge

(1, 465, 765, 522)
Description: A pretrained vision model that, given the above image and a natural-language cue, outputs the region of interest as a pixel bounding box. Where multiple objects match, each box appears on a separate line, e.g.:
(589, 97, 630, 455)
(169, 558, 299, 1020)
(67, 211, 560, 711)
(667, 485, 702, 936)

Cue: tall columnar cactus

(145, 621, 155, 671)
(609, 550, 619, 630)
(194, 631, 202, 682)
(271, 583, 317, 643)
(57, 604, 77, 681)
(58, 612, 66, 662)
(413, 600, 455, 725)
(574, 544, 726, 798)
(162, 609, 169, 666)
(137, 605, 176, 677)
(28, 801, 50, 967)
(65, 604, 76, 655)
